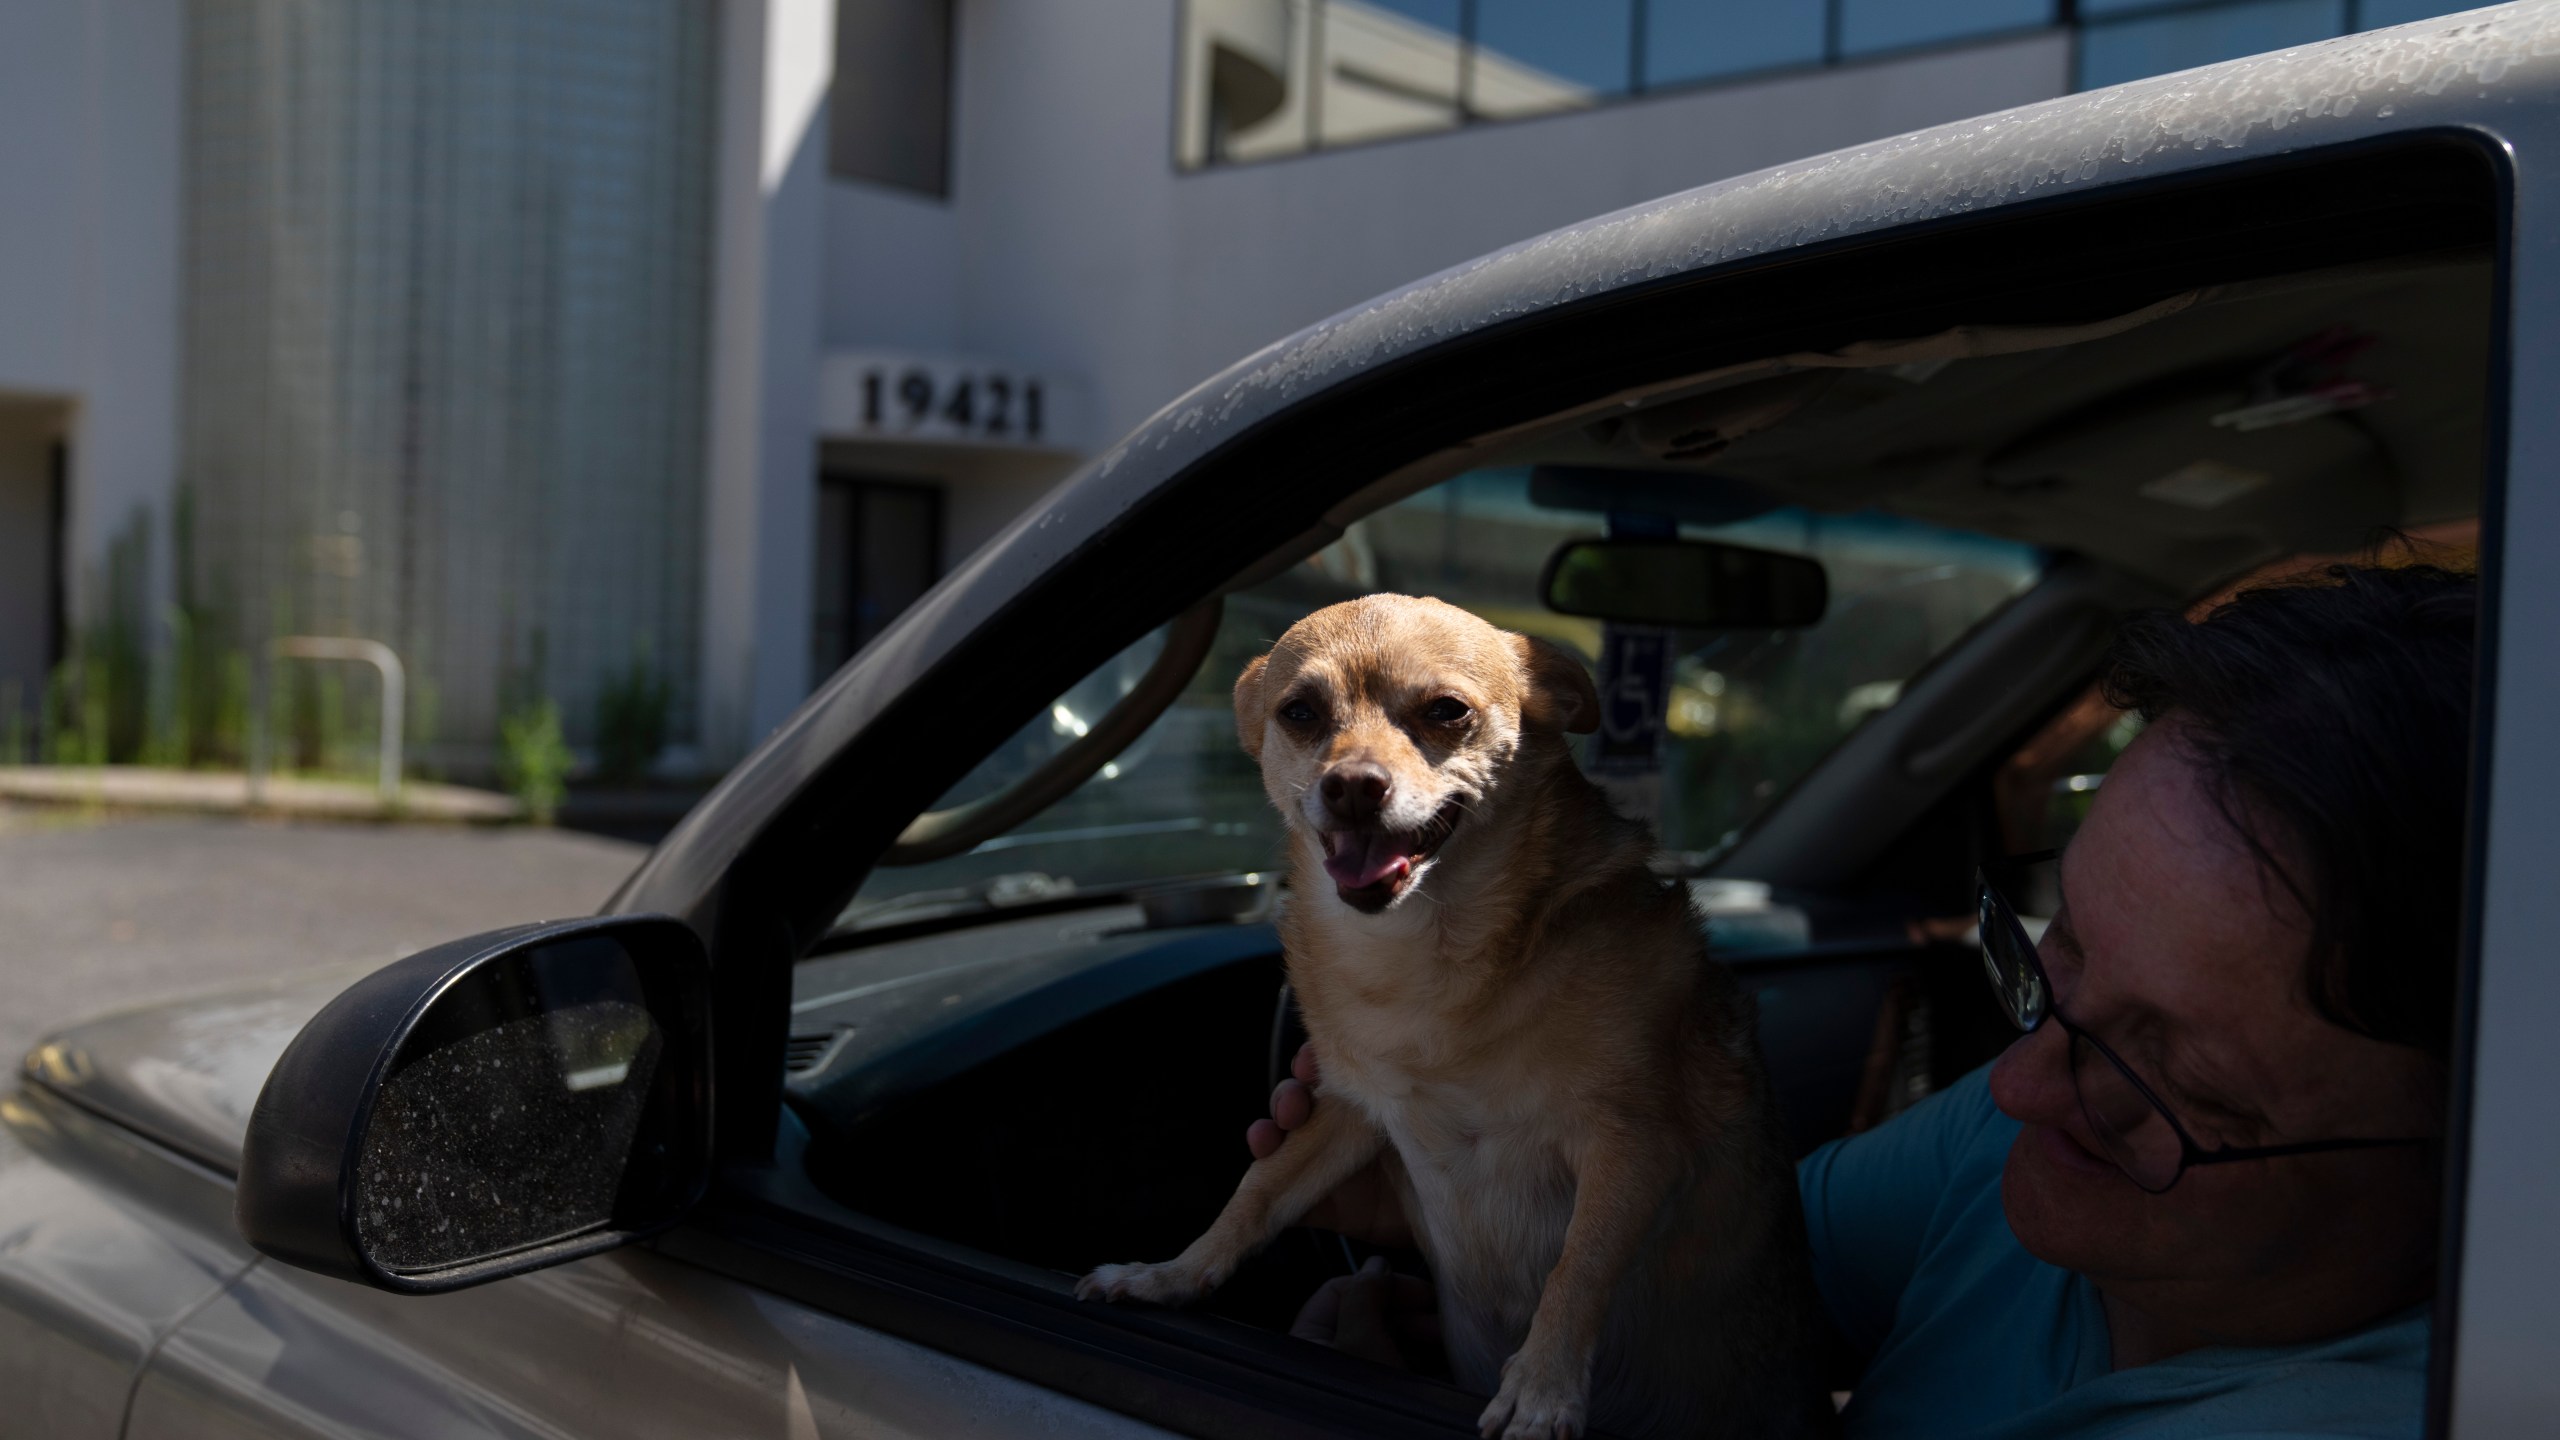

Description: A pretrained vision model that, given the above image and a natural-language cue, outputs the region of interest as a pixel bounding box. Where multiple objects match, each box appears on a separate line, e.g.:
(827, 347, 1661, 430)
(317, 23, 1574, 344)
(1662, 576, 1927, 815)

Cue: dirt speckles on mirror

(354, 1000, 660, 1274)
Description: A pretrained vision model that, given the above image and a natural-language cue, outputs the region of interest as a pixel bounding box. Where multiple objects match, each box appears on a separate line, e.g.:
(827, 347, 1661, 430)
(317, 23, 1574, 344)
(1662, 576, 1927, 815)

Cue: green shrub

(213, 651, 251, 768)
(499, 699, 572, 824)
(43, 656, 103, 766)
(593, 651, 671, 785)
(0, 678, 23, 765)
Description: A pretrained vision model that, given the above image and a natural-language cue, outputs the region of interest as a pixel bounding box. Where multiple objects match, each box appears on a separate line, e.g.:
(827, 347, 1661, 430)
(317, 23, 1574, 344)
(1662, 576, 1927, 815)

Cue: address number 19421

(856, 367, 1046, 444)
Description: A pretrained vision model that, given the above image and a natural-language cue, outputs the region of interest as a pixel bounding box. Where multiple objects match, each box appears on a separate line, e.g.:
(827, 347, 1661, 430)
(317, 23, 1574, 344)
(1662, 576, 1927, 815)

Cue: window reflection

(2077, 0, 2346, 91)
(2356, 0, 2463, 22)
(1179, 0, 1313, 166)
(1643, 0, 1827, 88)
(1319, 0, 1467, 146)
(1838, 0, 2052, 57)
(1471, 0, 1632, 117)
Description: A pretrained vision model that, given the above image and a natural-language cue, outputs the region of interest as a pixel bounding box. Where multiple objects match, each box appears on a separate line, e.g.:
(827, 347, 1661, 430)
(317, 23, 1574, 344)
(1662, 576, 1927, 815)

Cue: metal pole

(378, 646, 402, 803)
(247, 645, 268, 806)
(267, 636, 406, 806)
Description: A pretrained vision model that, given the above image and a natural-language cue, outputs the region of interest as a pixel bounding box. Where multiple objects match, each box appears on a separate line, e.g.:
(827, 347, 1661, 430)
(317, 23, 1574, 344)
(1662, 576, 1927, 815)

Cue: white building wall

(0, 1, 88, 399)
(0, 0, 182, 654)
(825, 185, 966, 355)
(703, 0, 840, 762)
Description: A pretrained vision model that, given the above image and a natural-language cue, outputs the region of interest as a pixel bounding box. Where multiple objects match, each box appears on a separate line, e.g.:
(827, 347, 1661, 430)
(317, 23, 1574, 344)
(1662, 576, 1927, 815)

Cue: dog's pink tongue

(1323, 831, 1412, 891)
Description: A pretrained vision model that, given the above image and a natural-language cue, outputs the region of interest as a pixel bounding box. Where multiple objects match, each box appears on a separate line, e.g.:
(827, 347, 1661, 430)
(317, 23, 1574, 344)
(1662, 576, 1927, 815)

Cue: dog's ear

(1233, 653, 1272, 758)
(1513, 634, 1600, 735)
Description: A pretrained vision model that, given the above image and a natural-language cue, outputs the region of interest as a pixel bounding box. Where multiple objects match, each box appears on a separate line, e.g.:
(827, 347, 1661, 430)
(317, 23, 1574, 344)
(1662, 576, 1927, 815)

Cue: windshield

(836, 467, 2041, 933)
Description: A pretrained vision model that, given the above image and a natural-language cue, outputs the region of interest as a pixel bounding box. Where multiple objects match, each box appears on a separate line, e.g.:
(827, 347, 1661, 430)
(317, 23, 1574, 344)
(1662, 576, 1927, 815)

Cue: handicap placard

(1593, 627, 1671, 774)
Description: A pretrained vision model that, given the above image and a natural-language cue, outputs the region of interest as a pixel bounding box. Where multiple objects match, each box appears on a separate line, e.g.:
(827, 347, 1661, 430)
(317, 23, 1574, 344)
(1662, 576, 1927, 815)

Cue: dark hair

(2099, 562, 2477, 1059)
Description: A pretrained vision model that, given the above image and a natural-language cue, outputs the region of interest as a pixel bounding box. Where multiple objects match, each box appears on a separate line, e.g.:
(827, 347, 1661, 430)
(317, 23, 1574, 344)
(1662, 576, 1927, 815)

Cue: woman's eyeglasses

(1975, 853, 2434, 1194)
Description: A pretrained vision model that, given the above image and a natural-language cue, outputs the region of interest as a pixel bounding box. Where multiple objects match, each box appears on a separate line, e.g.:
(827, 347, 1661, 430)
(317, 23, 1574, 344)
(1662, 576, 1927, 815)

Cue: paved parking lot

(0, 805, 647, 1067)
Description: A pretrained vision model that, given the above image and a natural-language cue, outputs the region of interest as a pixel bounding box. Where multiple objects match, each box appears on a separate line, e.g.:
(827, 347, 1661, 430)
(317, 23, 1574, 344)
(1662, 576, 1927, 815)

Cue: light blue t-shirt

(1797, 1065, 2429, 1439)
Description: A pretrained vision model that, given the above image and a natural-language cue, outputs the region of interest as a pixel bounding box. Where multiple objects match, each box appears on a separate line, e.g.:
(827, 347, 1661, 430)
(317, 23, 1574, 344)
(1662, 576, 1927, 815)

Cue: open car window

(829, 473, 2041, 938)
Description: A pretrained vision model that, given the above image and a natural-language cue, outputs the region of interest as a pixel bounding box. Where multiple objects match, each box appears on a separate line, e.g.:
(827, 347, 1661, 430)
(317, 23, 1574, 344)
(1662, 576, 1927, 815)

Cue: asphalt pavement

(0, 804, 647, 1068)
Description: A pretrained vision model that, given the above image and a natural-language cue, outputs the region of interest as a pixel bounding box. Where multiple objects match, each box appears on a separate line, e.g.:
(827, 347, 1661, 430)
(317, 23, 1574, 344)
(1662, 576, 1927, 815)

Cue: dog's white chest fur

(1310, 922, 1588, 1389)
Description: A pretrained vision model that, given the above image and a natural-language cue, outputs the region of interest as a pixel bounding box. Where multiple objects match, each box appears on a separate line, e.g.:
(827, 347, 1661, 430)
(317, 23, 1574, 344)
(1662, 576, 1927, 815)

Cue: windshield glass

(836, 467, 2041, 933)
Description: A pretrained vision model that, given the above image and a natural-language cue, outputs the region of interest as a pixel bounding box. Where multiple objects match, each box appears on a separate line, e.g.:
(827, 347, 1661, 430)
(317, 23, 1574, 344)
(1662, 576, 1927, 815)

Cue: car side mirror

(1541, 536, 1828, 629)
(235, 914, 712, 1293)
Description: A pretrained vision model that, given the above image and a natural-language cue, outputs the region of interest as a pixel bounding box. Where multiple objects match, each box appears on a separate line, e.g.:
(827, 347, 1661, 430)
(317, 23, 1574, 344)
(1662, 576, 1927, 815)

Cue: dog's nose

(1320, 762, 1391, 824)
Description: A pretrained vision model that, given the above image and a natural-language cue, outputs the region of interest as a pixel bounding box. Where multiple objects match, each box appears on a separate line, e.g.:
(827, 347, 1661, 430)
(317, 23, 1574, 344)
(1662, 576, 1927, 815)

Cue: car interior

(759, 232, 2493, 1393)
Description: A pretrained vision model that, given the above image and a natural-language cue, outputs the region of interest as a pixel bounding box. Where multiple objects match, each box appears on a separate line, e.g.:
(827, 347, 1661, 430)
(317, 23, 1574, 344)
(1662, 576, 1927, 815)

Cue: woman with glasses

(1248, 564, 2470, 1438)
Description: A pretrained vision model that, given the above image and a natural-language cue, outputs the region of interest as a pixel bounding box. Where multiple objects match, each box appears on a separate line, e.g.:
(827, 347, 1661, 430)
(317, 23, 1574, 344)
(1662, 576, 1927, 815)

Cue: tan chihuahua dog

(1079, 595, 1827, 1440)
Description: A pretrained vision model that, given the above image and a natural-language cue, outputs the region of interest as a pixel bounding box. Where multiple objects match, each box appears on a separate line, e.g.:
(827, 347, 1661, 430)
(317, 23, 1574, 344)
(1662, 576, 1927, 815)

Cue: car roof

(614, 3, 2554, 923)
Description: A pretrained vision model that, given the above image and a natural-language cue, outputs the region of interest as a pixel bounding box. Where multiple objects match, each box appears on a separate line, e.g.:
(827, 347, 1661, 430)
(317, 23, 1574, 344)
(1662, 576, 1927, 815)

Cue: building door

(811, 473, 943, 685)
(0, 402, 67, 745)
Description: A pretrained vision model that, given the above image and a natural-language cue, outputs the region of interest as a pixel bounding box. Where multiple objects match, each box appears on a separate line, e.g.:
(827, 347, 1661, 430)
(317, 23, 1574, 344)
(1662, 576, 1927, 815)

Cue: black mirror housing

(235, 914, 712, 1293)
(1542, 536, 1828, 630)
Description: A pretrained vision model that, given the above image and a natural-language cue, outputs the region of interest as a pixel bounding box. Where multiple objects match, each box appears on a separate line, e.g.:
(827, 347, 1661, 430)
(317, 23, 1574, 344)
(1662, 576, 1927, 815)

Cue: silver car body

(7, 7, 2559, 1435)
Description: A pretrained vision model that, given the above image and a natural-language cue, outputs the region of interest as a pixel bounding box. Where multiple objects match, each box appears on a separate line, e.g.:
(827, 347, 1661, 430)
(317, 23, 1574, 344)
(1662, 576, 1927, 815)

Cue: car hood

(19, 964, 371, 1178)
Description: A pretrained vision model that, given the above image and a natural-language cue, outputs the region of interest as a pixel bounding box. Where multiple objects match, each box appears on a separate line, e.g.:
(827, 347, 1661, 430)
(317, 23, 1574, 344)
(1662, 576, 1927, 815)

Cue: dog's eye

(1278, 699, 1319, 727)
(1423, 697, 1471, 726)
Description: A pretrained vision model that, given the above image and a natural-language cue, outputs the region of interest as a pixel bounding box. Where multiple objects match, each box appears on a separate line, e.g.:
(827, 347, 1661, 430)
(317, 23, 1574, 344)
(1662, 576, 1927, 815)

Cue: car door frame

(612, 42, 2555, 1437)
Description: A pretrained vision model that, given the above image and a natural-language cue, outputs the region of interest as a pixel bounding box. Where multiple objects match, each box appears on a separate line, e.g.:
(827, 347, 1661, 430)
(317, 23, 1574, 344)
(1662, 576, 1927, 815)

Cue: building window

(1641, 0, 1826, 89)
(1838, 0, 2051, 58)
(812, 475, 943, 684)
(1469, 0, 1637, 120)
(831, 0, 954, 197)
(1176, 0, 2482, 171)
(2077, 0, 2344, 91)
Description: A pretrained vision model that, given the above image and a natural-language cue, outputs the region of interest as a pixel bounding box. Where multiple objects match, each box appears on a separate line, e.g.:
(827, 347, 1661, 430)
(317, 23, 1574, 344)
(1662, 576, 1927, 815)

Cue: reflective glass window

(1173, 0, 2459, 171)
(1839, 0, 2053, 56)
(1470, 0, 1632, 119)
(2354, 0, 2471, 25)
(1361, 0, 1462, 25)
(1643, 0, 1827, 87)
(1318, 0, 1466, 147)
(831, 0, 954, 195)
(2078, 0, 2347, 90)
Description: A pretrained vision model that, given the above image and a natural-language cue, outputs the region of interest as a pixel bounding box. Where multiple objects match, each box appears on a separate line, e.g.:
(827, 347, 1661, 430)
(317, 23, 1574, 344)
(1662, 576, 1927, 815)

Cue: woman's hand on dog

(1249, 1042, 1415, 1250)
(1243, 1040, 1324, 1159)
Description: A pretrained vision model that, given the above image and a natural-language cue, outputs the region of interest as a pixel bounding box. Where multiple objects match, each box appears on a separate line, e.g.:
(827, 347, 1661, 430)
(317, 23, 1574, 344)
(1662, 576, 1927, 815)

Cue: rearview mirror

(1541, 537, 1828, 629)
(235, 915, 711, 1293)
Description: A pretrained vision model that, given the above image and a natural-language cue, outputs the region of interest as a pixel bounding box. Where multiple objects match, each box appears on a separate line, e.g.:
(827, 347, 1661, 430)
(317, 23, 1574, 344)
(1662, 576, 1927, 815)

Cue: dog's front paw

(1476, 1345, 1590, 1440)
(1074, 1258, 1221, 1307)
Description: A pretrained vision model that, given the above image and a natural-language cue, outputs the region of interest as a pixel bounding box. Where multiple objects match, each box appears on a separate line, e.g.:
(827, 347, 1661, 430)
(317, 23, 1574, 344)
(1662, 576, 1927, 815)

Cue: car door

(124, 1245, 1174, 1439)
(0, 1087, 255, 1440)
